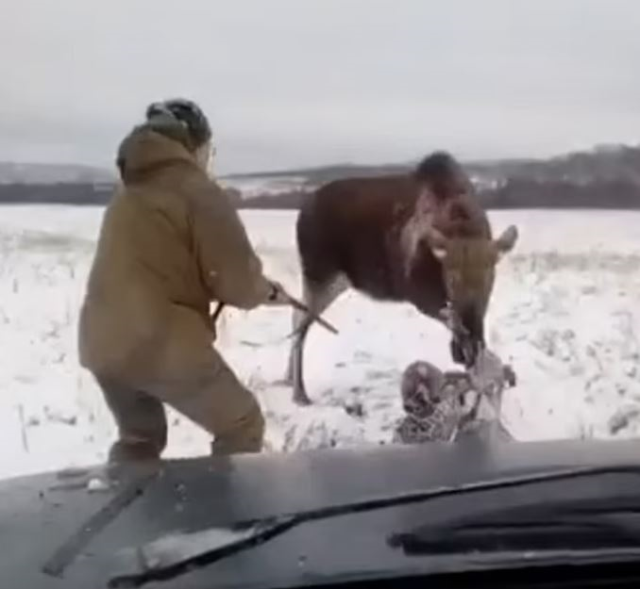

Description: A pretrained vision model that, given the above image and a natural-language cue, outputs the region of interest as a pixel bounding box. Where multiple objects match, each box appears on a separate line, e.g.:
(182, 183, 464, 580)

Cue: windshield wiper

(109, 464, 640, 588)
(388, 495, 640, 555)
(42, 468, 159, 579)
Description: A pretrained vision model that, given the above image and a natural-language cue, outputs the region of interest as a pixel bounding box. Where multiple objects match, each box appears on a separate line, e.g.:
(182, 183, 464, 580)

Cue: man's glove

(262, 279, 339, 334)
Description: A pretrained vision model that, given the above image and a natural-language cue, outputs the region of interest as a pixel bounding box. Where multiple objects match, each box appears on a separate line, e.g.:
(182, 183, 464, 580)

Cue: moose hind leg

(285, 273, 340, 385)
(289, 274, 348, 405)
(283, 301, 307, 385)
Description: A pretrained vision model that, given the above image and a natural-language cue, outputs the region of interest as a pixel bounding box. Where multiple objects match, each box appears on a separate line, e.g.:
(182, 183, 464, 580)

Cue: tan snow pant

(94, 349, 265, 463)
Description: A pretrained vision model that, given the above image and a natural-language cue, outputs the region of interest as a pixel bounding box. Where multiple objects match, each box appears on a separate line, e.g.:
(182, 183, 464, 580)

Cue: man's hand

(261, 279, 340, 335)
(263, 280, 291, 306)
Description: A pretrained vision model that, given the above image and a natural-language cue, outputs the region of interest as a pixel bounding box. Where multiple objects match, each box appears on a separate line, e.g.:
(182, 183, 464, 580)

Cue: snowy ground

(2, 205, 640, 481)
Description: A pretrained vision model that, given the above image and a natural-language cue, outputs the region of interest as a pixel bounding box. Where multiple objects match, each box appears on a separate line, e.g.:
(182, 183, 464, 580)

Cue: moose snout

(451, 308, 485, 368)
(440, 304, 485, 368)
(450, 332, 482, 368)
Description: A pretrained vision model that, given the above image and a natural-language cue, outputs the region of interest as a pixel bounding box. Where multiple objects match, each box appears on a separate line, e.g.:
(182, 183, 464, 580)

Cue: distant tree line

(477, 178, 640, 209)
(1, 178, 640, 209)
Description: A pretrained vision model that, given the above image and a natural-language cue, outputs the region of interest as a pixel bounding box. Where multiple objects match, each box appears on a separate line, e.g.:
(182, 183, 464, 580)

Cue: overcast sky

(1, 0, 640, 173)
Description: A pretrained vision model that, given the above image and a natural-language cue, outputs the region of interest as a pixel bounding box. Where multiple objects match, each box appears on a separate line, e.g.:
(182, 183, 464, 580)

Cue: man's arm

(189, 180, 275, 310)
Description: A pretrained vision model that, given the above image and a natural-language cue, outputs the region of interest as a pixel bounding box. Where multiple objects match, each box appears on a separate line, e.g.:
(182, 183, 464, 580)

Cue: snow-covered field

(2, 205, 640, 481)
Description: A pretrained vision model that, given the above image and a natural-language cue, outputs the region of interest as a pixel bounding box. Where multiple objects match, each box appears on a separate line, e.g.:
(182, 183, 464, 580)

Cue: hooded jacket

(78, 123, 272, 381)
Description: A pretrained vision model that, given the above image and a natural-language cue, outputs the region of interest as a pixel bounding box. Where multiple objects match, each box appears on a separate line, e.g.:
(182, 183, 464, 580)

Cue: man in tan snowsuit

(78, 98, 285, 463)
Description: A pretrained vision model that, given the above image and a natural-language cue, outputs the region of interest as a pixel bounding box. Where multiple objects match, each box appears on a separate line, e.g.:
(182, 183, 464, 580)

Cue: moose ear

(494, 225, 518, 257)
(426, 227, 448, 261)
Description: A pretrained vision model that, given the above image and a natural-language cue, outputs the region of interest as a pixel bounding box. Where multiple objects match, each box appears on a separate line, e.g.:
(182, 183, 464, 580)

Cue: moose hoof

(275, 376, 293, 387)
(293, 392, 313, 407)
(504, 364, 517, 387)
(281, 368, 294, 386)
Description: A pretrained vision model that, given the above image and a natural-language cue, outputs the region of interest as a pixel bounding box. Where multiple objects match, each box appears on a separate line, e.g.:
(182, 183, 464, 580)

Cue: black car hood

(3, 438, 640, 589)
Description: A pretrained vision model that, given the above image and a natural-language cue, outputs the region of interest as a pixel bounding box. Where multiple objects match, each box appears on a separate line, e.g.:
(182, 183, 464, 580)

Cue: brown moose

(284, 151, 518, 405)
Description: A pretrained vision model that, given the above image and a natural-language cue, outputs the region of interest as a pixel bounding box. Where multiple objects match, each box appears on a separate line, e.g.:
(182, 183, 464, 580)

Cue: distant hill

(2, 142, 640, 209)
(222, 162, 411, 186)
(220, 143, 640, 210)
(468, 143, 640, 185)
(0, 162, 115, 184)
(221, 143, 640, 188)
